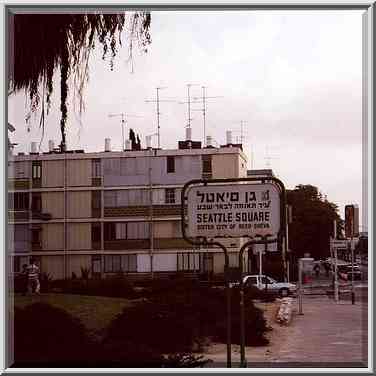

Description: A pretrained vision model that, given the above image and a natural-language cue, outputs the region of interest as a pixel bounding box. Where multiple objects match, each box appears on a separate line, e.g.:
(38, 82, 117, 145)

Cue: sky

(8, 10, 365, 229)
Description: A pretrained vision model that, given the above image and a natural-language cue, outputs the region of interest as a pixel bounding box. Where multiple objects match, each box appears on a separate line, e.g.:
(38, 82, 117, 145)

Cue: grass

(13, 293, 132, 340)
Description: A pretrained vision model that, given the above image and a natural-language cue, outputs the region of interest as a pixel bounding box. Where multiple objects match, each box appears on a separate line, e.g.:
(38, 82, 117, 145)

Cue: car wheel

(279, 288, 289, 297)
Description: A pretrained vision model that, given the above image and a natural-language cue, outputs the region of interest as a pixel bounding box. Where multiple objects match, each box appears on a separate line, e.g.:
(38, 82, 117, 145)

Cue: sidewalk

(205, 296, 368, 368)
(252, 296, 368, 367)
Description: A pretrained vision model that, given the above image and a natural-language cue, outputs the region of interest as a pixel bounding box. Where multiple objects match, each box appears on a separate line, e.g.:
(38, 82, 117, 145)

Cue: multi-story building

(8, 134, 248, 280)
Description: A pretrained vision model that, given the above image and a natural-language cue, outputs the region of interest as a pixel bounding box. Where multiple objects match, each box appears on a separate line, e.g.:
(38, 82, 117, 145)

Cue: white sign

(186, 183, 281, 239)
(331, 239, 357, 249)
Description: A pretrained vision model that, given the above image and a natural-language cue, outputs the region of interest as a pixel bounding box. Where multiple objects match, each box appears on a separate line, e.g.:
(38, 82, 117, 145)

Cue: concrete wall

(42, 160, 64, 187)
(67, 191, 91, 218)
(42, 223, 64, 250)
(212, 154, 238, 178)
(42, 192, 64, 218)
(153, 220, 181, 238)
(67, 254, 91, 278)
(67, 223, 91, 250)
(41, 255, 64, 279)
(103, 156, 201, 186)
(67, 159, 91, 187)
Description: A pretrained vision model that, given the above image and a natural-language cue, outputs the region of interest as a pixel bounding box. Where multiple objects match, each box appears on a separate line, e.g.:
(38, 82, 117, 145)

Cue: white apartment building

(8, 135, 248, 280)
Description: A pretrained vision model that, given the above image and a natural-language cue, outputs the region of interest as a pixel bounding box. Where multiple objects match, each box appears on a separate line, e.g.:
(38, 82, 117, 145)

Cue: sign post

(345, 204, 359, 305)
(181, 176, 286, 368)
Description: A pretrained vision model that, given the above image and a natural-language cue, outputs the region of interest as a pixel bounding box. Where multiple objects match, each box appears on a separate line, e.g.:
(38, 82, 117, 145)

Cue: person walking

(27, 259, 40, 294)
(21, 264, 28, 296)
(313, 263, 320, 278)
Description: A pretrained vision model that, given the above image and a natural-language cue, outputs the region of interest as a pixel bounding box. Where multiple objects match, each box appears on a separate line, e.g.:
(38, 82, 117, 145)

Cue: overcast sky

(8, 10, 365, 228)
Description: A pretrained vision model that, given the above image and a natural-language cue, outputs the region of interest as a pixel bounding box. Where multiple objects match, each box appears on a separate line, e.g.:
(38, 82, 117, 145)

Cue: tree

(8, 12, 151, 151)
(287, 184, 343, 260)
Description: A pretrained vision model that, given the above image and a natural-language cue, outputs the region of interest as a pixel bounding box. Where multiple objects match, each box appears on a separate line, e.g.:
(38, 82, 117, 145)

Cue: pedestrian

(313, 264, 320, 278)
(21, 264, 28, 296)
(27, 259, 40, 295)
(324, 262, 330, 277)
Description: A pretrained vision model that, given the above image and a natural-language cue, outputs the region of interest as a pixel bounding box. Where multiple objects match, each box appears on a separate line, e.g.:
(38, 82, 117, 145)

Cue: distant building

(8, 133, 249, 280)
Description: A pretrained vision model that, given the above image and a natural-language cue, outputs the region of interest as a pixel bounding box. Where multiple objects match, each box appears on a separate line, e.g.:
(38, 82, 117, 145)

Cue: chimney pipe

(146, 135, 152, 149)
(185, 127, 192, 141)
(206, 136, 213, 147)
(226, 131, 232, 145)
(105, 138, 111, 152)
(30, 142, 37, 153)
(124, 139, 131, 151)
(48, 140, 54, 152)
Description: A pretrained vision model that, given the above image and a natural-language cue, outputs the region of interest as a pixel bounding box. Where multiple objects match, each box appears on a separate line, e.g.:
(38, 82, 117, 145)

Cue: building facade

(8, 139, 248, 280)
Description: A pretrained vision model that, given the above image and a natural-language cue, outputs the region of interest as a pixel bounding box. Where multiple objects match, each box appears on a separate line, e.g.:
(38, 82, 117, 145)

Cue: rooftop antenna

(108, 112, 143, 150)
(231, 120, 248, 144)
(264, 145, 278, 169)
(192, 86, 223, 144)
(145, 87, 176, 149)
(178, 84, 201, 130)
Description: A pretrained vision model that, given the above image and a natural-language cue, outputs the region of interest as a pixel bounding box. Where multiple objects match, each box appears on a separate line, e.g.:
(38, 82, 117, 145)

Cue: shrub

(103, 280, 269, 357)
(50, 276, 137, 299)
(14, 303, 93, 365)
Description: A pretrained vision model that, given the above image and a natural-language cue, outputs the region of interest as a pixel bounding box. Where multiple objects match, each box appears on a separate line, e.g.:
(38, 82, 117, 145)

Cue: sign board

(345, 204, 359, 238)
(186, 182, 281, 239)
(253, 242, 278, 254)
(331, 239, 349, 248)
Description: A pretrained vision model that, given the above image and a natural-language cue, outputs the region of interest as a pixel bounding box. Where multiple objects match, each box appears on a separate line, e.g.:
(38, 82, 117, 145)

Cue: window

(31, 228, 41, 245)
(13, 193, 29, 210)
(115, 223, 127, 240)
(104, 190, 149, 207)
(104, 223, 116, 241)
(13, 257, 21, 273)
(167, 156, 175, 173)
(105, 254, 137, 272)
(104, 222, 149, 241)
(165, 188, 175, 204)
(177, 252, 200, 271)
(32, 193, 42, 213)
(92, 191, 101, 210)
(92, 255, 101, 274)
(92, 223, 101, 242)
(127, 222, 149, 239)
(32, 161, 42, 179)
(202, 155, 212, 174)
(92, 159, 101, 178)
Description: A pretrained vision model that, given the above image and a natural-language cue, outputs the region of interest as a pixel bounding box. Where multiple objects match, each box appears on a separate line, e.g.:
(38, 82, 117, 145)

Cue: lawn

(13, 293, 133, 340)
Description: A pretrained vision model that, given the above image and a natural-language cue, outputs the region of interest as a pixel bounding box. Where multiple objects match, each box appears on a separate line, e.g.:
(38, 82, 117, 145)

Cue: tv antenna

(192, 86, 223, 144)
(108, 112, 143, 151)
(178, 84, 201, 130)
(145, 87, 176, 149)
(230, 120, 248, 144)
(264, 145, 278, 169)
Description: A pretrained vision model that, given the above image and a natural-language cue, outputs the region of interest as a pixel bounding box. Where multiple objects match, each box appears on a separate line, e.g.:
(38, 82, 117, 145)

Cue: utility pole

(145, 87, 176, 149)
(108, 112, 142, 150)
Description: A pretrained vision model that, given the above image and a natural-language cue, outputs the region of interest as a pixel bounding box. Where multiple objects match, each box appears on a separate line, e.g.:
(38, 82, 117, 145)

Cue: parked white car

(242, 275, 297, 297)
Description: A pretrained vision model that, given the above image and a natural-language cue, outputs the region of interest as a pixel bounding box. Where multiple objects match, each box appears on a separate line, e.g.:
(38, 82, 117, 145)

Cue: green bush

(14, 303, 93, 365)
(50, 277, 138, 299)
(103, 280, 269, 357)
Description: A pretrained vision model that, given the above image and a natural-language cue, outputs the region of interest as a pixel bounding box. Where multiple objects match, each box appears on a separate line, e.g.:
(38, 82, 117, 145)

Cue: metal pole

(351, 238, 355, 304)
(259, 247, 262, 278)
(212, 242, 231, 368)
(156, 88, 160, 149)
(298, 259, 303, 315)
(334, 247, 339, 302)
(148, 149, 154, 279)
(238, 242, 249, 368)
